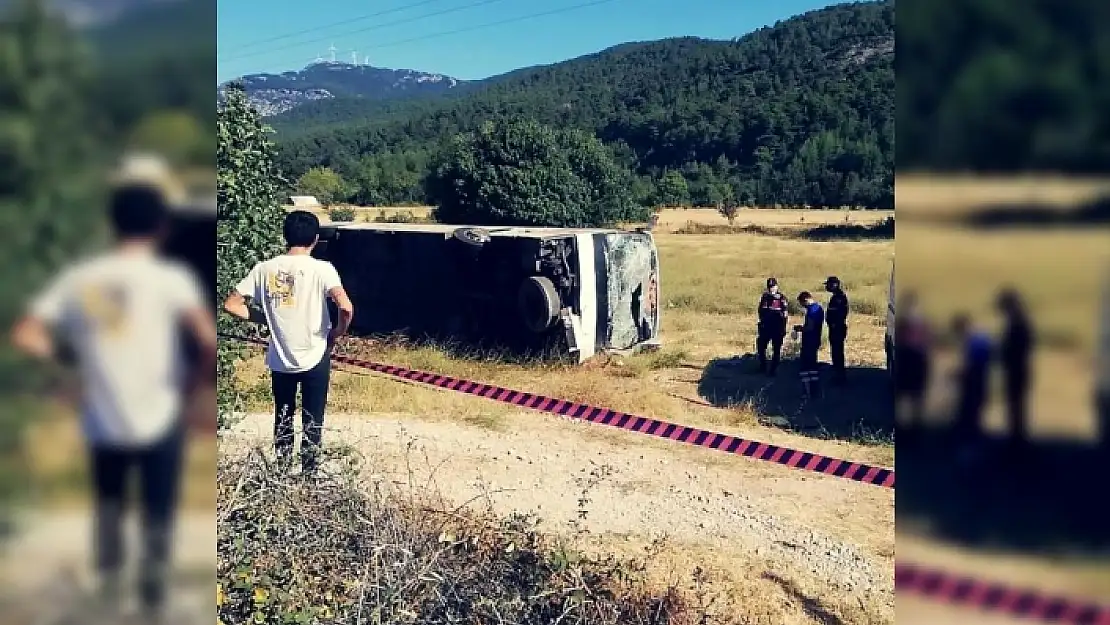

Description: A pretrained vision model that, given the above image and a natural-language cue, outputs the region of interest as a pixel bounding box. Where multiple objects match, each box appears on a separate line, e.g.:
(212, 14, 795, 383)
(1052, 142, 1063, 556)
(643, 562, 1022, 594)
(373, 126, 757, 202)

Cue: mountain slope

(273, 0, 895, 209)
(219, 62, 468, 117)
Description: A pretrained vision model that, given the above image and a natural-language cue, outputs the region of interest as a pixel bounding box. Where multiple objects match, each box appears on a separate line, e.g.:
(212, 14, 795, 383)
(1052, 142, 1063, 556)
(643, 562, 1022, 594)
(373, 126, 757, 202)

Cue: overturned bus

(313, 223, 662, 361)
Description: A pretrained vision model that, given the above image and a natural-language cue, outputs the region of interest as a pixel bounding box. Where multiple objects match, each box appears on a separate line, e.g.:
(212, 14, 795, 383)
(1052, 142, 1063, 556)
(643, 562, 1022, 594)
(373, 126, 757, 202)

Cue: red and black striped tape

(897, 563, 1110, 624)
(221, 333, 895, 489)
(222, 335, 1110, 621)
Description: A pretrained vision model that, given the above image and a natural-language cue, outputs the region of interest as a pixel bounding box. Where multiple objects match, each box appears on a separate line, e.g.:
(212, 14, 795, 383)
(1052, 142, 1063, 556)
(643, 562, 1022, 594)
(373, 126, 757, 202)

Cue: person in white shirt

(9, 184, 217, 620)
(223, 210, 354, 475)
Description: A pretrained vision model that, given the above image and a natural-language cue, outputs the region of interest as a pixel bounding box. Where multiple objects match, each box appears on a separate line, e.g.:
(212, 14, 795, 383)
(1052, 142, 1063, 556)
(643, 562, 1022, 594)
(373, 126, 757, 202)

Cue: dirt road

(225, 410, 895, 625)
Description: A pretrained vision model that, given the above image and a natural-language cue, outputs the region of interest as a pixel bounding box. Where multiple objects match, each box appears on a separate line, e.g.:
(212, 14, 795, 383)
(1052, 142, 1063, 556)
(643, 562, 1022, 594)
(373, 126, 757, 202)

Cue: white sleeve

(320, 261, 343, 292)
(234, 264, 260, 299)
(169, 265, 208, 314)
(27, 270, 72, 325)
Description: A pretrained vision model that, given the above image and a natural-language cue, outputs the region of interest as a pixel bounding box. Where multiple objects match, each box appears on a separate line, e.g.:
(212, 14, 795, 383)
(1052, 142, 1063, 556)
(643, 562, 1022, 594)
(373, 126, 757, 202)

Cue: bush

(217, 450, 696, 625)
(425, 119, 647, 227)
(372, 209, 418, 223)
(216, 84, 287, 430)
(328, 206, 356, 222)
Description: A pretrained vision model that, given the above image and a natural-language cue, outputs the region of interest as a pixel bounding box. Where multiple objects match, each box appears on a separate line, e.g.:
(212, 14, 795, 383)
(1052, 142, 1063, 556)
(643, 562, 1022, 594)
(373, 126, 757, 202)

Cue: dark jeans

(894, 349, 929, 426)
(829, 325, 848, 377)
(798, 341, 821, 395)
(954, 371, 988, 439)
(756, 325, 784, 373)
(271, 352, 332, 473)
(89, 425, 185, 611)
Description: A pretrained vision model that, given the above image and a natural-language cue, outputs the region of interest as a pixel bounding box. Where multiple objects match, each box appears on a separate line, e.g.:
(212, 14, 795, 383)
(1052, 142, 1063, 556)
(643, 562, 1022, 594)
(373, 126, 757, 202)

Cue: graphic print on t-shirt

(77, 282, 128, 338)
(266, 270, 297, 308)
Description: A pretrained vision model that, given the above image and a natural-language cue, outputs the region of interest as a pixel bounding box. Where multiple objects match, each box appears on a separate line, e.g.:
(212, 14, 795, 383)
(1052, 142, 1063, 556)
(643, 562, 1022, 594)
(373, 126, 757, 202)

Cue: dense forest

(271, 0, 895, 209)
(898, 0, 1110, 172)
(88, 0, 214, 166)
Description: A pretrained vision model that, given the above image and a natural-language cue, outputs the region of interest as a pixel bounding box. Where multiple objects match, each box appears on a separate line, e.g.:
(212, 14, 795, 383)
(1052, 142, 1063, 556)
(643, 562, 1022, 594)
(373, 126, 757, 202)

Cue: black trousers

(756, 325, 785, 373)
(271, 352, 332, 472)
(89, 425, 185, 610)
(894, 349, 929, 425)
(1003, 366, 1030, 441)
(829, 325, 848, 376)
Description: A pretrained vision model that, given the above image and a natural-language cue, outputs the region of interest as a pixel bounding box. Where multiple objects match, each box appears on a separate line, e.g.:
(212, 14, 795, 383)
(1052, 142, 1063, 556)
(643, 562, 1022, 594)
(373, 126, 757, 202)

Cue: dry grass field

(228, 207, 898, 624)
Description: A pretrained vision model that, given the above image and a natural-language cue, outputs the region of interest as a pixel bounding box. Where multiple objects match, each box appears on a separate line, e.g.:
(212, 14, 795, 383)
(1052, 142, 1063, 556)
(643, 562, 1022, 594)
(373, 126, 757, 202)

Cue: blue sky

(218, 0, 849, 83)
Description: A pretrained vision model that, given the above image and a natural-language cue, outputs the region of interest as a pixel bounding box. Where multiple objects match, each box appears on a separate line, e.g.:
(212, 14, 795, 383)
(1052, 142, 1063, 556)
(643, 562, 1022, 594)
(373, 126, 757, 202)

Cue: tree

(654, 170, 690, 207)
(426, 119, 644, 227)
(127, 109, 211, 167)
(216, 83, 286, 429)
(0, 0, 104, 532)
(296, 166, 346, 206)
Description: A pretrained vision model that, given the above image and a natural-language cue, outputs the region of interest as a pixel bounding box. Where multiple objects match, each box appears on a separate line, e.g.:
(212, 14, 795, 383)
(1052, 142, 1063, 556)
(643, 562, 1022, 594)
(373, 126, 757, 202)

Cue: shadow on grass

(697, 353, 893, 444)
(904, 194, 1110, 230)
(897, 426, 1110, 557)
(762, 572, 847, 625)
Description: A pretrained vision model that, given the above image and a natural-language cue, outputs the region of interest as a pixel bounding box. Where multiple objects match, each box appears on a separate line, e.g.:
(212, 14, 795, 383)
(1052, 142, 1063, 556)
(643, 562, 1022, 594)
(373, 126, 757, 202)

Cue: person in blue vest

(951, 313, 992, 440)
(794, 291, 825, 399)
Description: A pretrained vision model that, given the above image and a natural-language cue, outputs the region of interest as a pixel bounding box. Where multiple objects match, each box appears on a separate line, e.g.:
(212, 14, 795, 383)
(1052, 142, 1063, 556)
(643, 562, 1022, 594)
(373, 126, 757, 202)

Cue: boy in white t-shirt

(223, 210, 354, 474)
(9, 184, 217, 620)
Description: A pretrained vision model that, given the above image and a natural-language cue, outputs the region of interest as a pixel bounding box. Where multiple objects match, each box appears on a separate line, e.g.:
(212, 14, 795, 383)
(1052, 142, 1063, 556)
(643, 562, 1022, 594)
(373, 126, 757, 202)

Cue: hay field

(895, 174, 1110, 625)
(896, 173, 1110, 217)
(294, 204, 894, 229)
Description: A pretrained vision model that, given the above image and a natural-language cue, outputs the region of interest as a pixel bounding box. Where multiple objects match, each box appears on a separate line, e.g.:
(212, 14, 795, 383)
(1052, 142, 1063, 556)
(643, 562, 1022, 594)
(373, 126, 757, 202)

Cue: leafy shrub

(327, 206, 355, 222)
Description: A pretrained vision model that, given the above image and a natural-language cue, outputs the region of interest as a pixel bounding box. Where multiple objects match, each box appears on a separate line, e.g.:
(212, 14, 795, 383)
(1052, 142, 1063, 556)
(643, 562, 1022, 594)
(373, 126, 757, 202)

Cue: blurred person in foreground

(794, 291, 824, 400)
(894, 290, 932, 431)
(222, 210, 354, 476)
(7, 184, 217, 621)
(996, 288, 1034, 449)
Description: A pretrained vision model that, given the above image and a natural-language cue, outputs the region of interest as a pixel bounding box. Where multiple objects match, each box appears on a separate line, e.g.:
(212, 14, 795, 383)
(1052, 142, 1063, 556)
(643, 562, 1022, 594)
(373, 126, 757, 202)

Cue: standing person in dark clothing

(756, 277, 789, 376)
(894, 291, 932, 429)
(996, 288, 1034, 444)
(795, 291, 824, 399)
(824, 276, 850, 384)
(951, 314, 992, 440)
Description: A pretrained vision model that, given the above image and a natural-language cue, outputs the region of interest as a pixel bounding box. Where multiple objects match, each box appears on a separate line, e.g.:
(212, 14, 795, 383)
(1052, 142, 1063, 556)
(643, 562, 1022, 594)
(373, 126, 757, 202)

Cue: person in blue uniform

(795, 291, 824, 399)
(951, 314, 992, 440)
(756, 277, 789, 376)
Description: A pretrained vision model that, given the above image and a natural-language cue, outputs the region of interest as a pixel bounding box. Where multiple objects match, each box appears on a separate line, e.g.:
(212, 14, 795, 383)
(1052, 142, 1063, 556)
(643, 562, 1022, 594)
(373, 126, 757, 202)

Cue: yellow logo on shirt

(78, 283, 128, 338)
(266, 270, 297, 308)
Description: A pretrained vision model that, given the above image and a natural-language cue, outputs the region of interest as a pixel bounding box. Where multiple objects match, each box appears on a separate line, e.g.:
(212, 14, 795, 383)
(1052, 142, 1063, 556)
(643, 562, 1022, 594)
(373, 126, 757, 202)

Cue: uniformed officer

(756, 277, 789, 376)
(824, 276, 850, 384)
(795, 291, 824, 399)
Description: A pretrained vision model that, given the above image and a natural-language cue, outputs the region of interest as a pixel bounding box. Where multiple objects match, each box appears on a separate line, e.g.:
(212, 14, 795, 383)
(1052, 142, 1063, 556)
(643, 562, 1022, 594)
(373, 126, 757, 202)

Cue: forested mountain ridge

(218, 63, 468, 118)
(272, 0, 895, 209)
